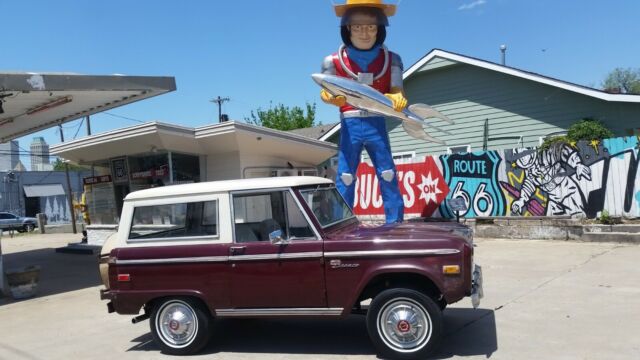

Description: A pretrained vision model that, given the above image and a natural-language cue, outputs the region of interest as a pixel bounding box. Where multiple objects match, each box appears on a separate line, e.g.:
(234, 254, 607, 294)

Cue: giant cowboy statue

(320, 0, 407, 224)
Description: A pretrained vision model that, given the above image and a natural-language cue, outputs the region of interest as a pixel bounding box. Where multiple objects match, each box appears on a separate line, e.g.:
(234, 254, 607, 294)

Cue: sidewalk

(0, 235, 639, 359)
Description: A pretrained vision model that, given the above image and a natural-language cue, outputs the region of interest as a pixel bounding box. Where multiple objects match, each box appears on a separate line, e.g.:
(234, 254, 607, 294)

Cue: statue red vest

(331, 47, 392, 113)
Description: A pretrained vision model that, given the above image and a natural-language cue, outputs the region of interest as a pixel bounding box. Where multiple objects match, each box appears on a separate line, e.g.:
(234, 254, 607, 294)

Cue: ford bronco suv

(99, 177, 482, 359)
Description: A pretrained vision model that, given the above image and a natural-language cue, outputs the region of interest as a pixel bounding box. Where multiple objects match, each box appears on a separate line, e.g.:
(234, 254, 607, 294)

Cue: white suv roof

(124, 176, 333, 201)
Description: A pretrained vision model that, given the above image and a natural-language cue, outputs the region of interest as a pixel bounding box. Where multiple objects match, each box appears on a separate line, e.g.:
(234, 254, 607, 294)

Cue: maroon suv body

(99, 177, 483, 359)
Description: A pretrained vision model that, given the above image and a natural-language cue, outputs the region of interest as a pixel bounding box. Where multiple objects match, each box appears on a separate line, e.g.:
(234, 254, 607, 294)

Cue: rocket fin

(408, 104, 454, 125)
(401, 121, 446, 145)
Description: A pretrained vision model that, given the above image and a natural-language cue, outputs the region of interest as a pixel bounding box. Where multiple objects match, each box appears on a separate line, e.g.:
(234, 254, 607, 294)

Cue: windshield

(300, 187, 355, 228)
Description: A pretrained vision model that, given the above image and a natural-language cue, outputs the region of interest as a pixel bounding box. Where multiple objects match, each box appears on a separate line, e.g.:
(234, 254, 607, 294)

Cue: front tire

(150, 297, 212, 355)
(23, 224, 35, 232)
(366, 289, 442, 359)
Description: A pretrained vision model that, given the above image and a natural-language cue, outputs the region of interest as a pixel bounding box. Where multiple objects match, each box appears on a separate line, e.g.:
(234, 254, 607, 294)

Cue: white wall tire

(367, 289, 442, 359)
(150, 297, 212, 355)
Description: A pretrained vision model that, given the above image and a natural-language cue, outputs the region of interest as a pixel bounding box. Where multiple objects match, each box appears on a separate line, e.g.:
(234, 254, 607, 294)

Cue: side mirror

(269, 230, 288, 245)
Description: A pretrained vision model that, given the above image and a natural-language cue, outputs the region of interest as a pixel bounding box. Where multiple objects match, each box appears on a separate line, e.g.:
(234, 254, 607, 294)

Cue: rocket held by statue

(311, 73, 453, 144)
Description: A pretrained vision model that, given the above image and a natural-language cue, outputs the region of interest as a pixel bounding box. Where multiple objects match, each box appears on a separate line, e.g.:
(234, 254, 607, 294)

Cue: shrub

(566, 118, 614, 142)
(539, 118, 613, 153)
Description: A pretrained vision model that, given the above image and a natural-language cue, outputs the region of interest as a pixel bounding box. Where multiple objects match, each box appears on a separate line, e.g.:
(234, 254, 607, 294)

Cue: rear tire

(366, 288, 442, 360)
(150, 297, 212, 355)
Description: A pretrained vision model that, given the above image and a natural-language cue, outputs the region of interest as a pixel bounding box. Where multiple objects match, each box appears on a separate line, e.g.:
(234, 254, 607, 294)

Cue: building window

(447, 145, 471, 154)
(128, 200, 219, 241)
(392, 151, 416, 164)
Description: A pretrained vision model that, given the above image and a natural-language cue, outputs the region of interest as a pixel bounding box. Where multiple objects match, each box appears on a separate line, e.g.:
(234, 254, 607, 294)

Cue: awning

(23, 184, 66, 197)
(0, 73, 176, 142)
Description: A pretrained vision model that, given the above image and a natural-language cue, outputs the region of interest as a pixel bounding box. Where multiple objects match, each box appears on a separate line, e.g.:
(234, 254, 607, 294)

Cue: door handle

(230, 246, 246, 255)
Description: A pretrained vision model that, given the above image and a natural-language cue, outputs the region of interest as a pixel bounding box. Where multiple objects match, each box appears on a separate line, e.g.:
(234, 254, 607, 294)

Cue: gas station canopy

(0, 73, 176, 143)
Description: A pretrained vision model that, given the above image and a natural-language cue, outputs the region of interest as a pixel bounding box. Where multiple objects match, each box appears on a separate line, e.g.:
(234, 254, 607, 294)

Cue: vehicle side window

(233, 191, 315, 243)
(0, 214, 7, 219)
(128, 200, 218, 241)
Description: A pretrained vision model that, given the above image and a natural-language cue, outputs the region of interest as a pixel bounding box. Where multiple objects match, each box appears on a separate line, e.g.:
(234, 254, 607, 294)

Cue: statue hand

(384, 92, 408, 112)
(320, 89, 346, 107)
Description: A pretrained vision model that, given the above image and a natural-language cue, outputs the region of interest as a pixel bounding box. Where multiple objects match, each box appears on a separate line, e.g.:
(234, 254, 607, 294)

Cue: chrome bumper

(471, 265, 484, 309)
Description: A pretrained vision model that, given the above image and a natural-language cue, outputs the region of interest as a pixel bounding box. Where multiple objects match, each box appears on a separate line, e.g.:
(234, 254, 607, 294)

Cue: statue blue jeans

(336, 116, 404, 223)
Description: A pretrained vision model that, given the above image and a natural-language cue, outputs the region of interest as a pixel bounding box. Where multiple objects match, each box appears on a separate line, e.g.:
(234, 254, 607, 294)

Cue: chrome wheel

(377, 297, 432, 352)
(156, 300, 199, 348)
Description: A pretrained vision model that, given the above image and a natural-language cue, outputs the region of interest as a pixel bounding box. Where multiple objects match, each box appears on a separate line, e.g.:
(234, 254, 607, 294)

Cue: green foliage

(539, 118, 613, 153)
(602, 67, 640, 94)
(246, 102, 316, 131)
(53, 158, 88, 171)
(598, 209, 621, 225)
(566, 118, 614, 142)
(539, 135, 570, 153)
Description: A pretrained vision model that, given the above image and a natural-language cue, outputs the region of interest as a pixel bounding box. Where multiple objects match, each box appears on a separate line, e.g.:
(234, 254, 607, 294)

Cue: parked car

(0, 212, 37, 232)
(99, 177, 483, 359)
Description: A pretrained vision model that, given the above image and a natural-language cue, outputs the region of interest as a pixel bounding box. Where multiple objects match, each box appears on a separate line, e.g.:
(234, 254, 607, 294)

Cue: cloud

(458, 0, 487, 11)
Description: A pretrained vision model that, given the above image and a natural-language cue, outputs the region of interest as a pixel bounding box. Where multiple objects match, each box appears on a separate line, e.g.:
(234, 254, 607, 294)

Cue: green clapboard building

(320, 49, 640, 162)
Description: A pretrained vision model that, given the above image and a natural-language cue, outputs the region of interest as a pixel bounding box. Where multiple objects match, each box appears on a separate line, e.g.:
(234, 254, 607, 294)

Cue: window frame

(229, 187, 320, 244)
(299, 186, 357, 229)
(126, 199, 220, 244)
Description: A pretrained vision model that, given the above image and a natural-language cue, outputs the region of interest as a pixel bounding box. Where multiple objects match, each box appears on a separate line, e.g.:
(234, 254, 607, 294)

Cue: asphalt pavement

(0, 233, 638, 359)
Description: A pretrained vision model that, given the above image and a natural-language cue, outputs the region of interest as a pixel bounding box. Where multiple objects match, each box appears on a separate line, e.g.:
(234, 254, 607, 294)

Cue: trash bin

(5, 265, 41, 299)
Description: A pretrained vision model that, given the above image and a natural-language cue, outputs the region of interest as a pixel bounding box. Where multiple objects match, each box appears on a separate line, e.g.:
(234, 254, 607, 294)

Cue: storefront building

(51, 121, 337, 244)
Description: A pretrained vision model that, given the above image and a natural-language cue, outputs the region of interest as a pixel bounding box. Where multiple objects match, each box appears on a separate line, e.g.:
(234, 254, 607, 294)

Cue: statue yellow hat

(334, 0, 397, 17)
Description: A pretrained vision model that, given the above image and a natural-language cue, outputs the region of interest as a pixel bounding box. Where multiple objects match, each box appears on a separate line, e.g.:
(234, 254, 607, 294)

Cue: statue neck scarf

(346, 45, 381, 72)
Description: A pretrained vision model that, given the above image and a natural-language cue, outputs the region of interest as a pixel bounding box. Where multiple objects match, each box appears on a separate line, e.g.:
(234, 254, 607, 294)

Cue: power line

(72, 118, 84, 140)
(103, 112, 146, 123)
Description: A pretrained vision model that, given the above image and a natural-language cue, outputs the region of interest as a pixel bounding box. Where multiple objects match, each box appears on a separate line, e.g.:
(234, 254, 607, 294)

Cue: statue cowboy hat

(334, 0, 397, 17)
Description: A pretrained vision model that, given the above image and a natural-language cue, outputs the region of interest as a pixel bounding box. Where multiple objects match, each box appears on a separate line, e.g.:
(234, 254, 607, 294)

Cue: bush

(566, 118, 614, 142)
(539, 118, 613, 153)
(539, 135, 570, 153)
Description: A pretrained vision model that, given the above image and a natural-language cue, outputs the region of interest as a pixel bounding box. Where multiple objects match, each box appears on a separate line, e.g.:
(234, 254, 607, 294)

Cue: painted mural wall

(353, 136, 640, 219)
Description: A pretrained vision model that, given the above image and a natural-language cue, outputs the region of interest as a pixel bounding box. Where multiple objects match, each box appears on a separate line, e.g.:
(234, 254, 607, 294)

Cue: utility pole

(210, 96, 230, 122)
(58, 124, 77, 234)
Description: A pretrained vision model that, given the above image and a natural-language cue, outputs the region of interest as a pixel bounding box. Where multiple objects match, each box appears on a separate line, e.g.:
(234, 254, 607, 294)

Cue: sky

(2, 0, 639, 167)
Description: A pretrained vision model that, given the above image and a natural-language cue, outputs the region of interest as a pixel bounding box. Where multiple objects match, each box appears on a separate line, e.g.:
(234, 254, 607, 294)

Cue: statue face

(348, 12, 378, 50)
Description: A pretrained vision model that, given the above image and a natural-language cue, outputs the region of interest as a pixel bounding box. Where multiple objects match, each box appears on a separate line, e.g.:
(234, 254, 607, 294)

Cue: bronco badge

(329, 259, 360, 269)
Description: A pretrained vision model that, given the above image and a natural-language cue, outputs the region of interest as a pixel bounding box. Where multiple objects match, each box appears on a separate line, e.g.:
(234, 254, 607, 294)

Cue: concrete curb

(473, 220, 640, 243)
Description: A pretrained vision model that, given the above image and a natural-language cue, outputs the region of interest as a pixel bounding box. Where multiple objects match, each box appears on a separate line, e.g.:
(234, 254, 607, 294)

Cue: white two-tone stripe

(216, 308, 343, 317)
(229, 252, 322, 262)
(325, 249, 460, 258)
(115, 256, 229, 265)
(115, 249, 457, 265)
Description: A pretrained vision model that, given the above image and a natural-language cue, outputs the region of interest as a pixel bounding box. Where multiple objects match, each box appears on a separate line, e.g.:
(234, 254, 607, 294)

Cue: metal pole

(0, 230, 5, 297)
(483, 119, 489, 151)
(167, 151, 174, 185)
(59, 125, 78, 234)
(86, 115, 91, 136)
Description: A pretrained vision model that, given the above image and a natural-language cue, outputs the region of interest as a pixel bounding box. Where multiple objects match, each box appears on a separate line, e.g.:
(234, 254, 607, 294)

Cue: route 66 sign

(439, 151, 506, 218)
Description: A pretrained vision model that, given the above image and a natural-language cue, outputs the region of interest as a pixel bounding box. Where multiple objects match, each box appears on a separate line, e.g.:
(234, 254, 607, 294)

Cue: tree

(246, 102, 316, 131)
(602, 67, 640, 94)
(53, 158, 88, 171)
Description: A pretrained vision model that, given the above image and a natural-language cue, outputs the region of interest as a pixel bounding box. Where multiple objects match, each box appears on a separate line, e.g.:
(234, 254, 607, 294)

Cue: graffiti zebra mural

(351, 135, 640, 219)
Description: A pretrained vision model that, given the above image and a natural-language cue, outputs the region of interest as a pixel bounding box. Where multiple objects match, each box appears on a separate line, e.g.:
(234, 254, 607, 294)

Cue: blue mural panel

(439, 151, 506, 218)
